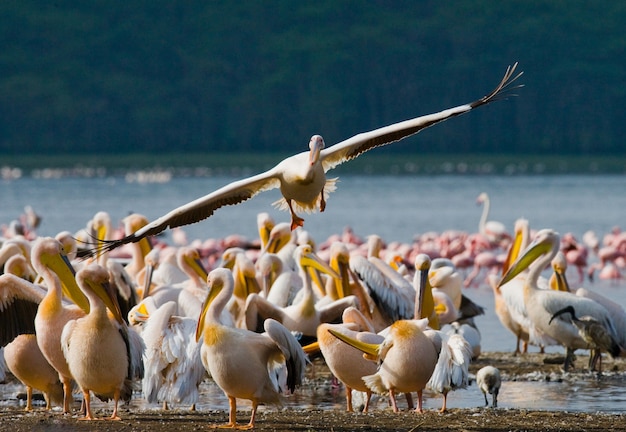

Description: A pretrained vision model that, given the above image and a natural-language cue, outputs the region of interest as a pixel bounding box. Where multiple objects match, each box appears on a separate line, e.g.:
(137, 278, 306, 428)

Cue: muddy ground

(1, 351, 626, 431)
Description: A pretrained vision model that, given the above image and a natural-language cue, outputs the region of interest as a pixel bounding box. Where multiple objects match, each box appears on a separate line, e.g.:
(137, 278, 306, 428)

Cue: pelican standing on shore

(498, 229, 618, 371)
(89, 63, 522, 255)
(61, 263, 144, 420)
(30, 238, 90, 413)
(196, 268, 307, 429)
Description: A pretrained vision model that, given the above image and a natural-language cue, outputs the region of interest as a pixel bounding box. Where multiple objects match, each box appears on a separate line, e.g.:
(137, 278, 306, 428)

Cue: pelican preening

(87, 63, 522, 256)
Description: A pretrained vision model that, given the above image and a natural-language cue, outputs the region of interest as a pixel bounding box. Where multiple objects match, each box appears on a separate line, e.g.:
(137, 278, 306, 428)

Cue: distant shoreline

(2, 153, 626, 178)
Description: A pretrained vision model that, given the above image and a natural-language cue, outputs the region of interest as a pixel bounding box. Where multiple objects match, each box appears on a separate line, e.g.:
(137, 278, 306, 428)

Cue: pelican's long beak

(301, 248, 340, 297)
(302, 341, 320, 355)
(95, 221, 108, 261)
(195, 278, 223, 342)
(550, 266, 571, 292)
(89, 278, 125, 325)
(188, 254, 208, 281)
(327, 328, 380, 360)
(499, 236, 553, 287)
(502, 222, 526, 275)
(45, 252, 90, 313)
(416, 258, 439, 330)
(301, 249, 340, 280)
(330, 254, 351, 298)
(308, 135, 324, 166)
(141, 262, 155, 300)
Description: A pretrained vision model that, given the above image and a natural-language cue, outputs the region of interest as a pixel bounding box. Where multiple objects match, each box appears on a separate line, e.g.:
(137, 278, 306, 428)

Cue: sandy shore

(1, 352, 625, 431)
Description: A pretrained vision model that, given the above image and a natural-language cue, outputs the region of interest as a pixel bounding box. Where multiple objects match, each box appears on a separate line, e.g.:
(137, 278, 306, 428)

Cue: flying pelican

(498, 229, 618, 371)
(476, 365, 501, 408)
(61, 263, 145, 420)
(196, 268, 307, 429)
(89, 63, 522, 255)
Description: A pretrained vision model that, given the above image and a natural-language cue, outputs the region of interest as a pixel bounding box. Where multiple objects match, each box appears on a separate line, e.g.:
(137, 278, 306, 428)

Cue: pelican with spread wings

(93, 63, 522, 255)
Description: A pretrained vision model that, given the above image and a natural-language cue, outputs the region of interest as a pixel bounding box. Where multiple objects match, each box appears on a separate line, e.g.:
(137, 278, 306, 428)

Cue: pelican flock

(4, 61, 626, 425)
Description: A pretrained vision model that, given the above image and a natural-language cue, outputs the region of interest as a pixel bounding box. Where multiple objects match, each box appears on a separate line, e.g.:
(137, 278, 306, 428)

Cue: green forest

(0, 1, 625, 158)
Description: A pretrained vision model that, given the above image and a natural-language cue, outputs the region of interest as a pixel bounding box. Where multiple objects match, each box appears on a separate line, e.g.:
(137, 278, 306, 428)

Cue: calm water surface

(2, 174, 626, 413)
(2, 174, 626, 243)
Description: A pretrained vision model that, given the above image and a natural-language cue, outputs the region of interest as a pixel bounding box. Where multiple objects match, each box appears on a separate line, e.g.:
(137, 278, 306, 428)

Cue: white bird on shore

(196, 268, 307, 429)
(498, 229, 618, 371)
(476, 365, 501, 407)
(89, 64, 522, 256)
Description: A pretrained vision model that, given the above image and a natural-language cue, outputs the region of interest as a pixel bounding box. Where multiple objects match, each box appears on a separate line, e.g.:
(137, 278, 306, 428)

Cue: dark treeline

(0, 1, 624, 157)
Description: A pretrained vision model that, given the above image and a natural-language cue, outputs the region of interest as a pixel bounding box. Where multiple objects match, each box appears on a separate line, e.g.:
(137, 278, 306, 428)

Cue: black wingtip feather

(470, 62, 524, 108)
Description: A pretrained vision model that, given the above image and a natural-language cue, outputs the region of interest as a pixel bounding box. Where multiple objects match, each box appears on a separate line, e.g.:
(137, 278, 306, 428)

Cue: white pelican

(142, 247, 210, 318)
(245, 244, 358, 341)
(30, 237, 90, 413)
(90, 63, 522, 254)
(415, 254, 472, 413)
(4, 253, 37, 283)
(257, 212, 276, 250)
(316, 307, 382, 412)
(428, 258, 463, 310)
(488, 218, 531, 354)
(196, 268, 307, 429)
(329, 317, 441, 413)
(476, 365, 501, 408)
(3, 334, 64, 411)
(134, 298, 205, 410)
(498, 229, 618, 371)
(0, 270, 63, 412)
(61, 263, 144, 420)
(428, 258, 485, 323)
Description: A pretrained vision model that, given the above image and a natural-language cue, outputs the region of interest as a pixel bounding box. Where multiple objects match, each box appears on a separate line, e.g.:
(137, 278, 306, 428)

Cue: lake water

(3, 174, 626, 244)
(2, 173, 626, 413)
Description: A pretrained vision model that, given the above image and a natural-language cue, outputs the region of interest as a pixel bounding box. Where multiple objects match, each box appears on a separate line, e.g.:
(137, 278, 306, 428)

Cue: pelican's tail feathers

(362, 373, 387, 395)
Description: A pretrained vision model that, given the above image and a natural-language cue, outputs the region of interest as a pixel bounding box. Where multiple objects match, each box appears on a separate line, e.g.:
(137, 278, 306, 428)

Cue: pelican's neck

(83, 290, 108, 322)
(38, 266, 64, 315)
(208, 284, 232, 324)
(295, 266, 316, 317)
(524, 247, 557, 299)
